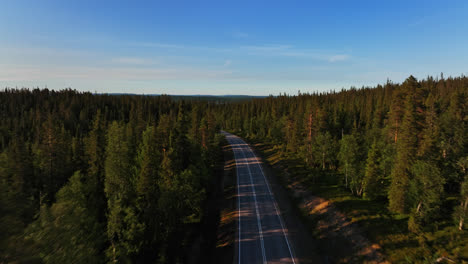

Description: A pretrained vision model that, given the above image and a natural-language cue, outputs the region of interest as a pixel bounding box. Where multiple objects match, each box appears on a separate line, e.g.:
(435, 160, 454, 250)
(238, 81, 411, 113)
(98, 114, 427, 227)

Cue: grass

(246, 137, 468, 263)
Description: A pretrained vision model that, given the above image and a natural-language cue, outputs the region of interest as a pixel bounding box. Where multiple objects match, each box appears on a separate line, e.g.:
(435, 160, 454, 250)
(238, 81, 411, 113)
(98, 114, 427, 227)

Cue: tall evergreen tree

(26, 171, 105, 264)
(104, 121, 143, 262)
(388, 78, 423, 214)
(135, 125, 161, 261)
(84, 110, 107, 220)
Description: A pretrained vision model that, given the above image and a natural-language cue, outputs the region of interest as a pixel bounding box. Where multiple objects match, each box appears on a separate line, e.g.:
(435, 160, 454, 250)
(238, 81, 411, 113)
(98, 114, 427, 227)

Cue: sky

(1, 0, 468, 95)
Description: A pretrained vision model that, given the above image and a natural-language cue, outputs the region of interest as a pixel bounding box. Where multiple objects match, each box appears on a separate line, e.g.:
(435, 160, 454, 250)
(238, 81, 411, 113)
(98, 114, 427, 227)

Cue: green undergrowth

(245, 137, 468, 263)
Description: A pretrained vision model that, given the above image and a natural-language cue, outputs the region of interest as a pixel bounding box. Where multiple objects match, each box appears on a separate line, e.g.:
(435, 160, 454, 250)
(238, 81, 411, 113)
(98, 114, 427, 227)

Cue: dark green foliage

(454, 157, 468, 231)
(338, 133, 362, 195)
(0, 74, 466, 262)
(0, 89, 222, 263)
(34, 114, 73, 205)
(389, 80, 422, 214)
(25, 171, 105, 264)
(135, 125, 161, 260)
(407, 161, 445, 232)
(363, 141, 383, 200)
(104, 121, 142, 261)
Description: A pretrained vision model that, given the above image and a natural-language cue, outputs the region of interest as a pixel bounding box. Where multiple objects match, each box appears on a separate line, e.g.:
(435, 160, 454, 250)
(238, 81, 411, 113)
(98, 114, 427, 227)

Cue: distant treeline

(0, 89, 222, 263)
(106, 93, 267, 103)
(218, 75, 467, 232)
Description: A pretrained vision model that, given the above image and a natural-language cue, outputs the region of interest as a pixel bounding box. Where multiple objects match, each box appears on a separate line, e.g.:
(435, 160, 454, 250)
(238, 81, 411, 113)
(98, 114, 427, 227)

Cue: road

(222, 131, 296, 264)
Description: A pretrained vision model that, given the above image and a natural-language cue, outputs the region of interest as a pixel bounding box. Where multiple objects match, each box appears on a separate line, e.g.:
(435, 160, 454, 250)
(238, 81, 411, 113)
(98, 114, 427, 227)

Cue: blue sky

(1, 0, 467, 95)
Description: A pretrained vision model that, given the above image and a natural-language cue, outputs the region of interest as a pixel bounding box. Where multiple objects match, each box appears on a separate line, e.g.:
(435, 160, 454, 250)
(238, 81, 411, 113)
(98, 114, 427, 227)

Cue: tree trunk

(322, 152, 325, 170)
(357, 186, 363, 197)
(394, 120, 398, 143)
(416, 201, 422, 214)
(111, 241, 117, 263)
(459, 197, 468, 231)
(345, 166, 348, 188)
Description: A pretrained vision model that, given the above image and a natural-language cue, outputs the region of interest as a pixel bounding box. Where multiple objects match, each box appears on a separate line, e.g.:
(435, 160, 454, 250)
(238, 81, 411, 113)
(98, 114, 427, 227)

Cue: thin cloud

(243, 44, 292, 52)
(223, 60, 232, 67)
(111, 57, 156, 65)
(329, 55, 350, 62)
(242, 45, 351, 62)
(0, 65, 233, 81)
(128, 42, 185, 49)
(127, 41, 233, 53)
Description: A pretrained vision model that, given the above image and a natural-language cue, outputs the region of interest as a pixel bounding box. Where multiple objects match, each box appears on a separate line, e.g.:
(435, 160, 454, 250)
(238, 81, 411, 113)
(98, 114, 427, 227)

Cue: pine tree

(388, 78, 423, 214)
(171, 104, 191, 173)
(84, 110, 107, 220)
(25, 171, 105, 264)
(104, 121, 143, 262)
(35, 114, 72, 205)
(135, 125, 161, 261)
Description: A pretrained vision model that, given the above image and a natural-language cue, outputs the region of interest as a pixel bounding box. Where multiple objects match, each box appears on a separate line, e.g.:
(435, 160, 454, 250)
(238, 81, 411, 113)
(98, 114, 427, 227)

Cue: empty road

(222, 131, 296, 264)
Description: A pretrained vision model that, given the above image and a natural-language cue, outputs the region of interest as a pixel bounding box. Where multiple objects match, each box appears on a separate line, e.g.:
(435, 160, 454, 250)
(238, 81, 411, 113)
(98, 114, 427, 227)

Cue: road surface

(222, 131, 296, 264)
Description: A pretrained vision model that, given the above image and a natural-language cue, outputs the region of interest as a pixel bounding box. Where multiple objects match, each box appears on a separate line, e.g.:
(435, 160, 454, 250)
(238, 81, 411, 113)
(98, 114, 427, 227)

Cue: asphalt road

(222, 131, 296, 264)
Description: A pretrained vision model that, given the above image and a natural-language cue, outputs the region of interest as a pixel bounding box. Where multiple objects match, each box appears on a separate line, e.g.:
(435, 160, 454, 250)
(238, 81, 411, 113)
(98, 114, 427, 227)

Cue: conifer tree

(135, 125, 161, 260)
(26, 171, 105, 264)
(84, 110, 107, 220)
(35, 114, 72, 205)
(389, 78, 422, 214)
(104, 121, 143, 262)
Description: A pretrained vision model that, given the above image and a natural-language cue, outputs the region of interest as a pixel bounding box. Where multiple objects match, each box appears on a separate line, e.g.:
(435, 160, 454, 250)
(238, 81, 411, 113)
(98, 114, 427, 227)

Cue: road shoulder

(213, 141, 237, 264)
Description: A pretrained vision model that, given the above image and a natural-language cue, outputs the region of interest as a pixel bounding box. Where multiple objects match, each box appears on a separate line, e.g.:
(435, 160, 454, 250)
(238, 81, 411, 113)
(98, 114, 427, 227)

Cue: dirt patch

(294, 179, 388, 263)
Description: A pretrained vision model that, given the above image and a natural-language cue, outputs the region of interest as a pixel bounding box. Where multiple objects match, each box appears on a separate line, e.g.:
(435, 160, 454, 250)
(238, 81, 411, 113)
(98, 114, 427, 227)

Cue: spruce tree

(104, 121, 143, 262)
(388, 78, 422, 214)
(25, 171, 105, 264)
(84, 110, 107, 220)
(135, 125, 161, 261)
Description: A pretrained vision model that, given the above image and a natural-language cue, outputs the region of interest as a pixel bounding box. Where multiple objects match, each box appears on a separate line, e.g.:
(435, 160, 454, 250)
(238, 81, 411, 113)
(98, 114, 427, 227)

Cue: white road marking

(245, 144, 296, 264)
(238, 138, 267, 264)
(226, 132, 295, 264)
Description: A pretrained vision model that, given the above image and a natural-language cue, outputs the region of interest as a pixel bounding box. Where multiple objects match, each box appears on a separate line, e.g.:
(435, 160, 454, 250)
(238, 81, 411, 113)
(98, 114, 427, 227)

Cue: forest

(217, 75, 468, 261)
(0, 89, 222, 263)
(0, 74, 467, 263)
